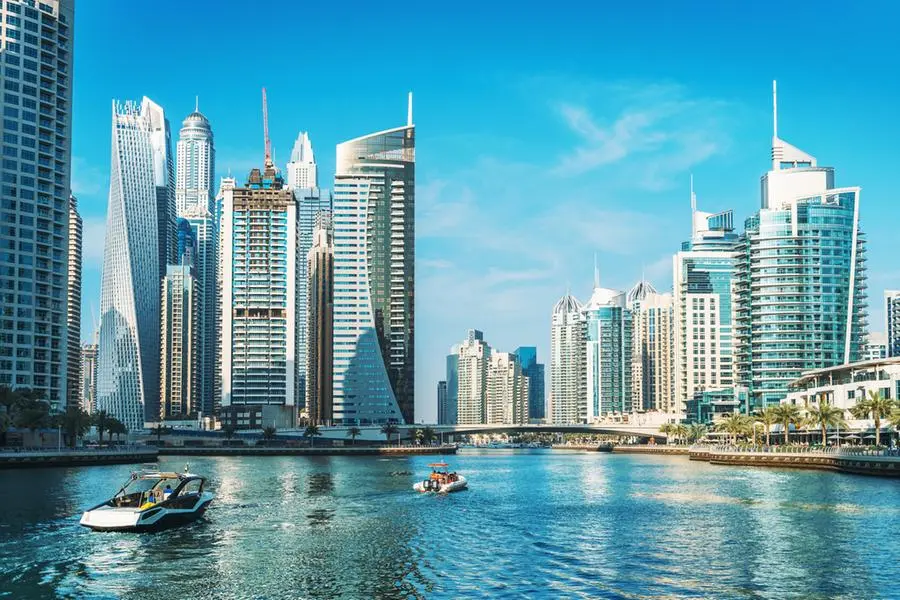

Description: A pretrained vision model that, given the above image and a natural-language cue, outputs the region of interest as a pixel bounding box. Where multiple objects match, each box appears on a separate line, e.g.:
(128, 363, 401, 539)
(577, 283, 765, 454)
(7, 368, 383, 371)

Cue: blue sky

(72, 1, 900, 422)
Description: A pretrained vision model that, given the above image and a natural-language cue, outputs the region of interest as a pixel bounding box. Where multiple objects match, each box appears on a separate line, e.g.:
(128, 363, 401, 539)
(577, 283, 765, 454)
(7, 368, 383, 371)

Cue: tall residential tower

(66, 195, 82, 409)
(0, 0, 74, 407)
(331, 95, 415, 424)
(97, 98, 174, 431)
(550, 293, 584, 424)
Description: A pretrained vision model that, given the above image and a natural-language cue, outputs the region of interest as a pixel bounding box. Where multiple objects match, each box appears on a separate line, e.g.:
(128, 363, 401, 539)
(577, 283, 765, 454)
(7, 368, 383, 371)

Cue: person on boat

(162, 484, 173, 501)
(147, 490, 157, 505)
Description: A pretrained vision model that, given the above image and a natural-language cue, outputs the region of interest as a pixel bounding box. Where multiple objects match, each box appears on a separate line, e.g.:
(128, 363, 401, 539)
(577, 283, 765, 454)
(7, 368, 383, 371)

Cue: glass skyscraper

(331, 97, 415, 425)
(0, 0, 73, 407)
(98, 97, 174, 431)
(550, 292, 584, 424)
(734, 82, 867, 410)
(885, 291, 900, 357)
(583, 284, 632, 420)
(514, 346, 545, 421)
(673, 185, 740, 413)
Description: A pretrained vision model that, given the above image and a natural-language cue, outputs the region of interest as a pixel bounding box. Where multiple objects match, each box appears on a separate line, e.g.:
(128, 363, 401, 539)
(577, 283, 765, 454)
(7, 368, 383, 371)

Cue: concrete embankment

(612, 445, 691, 455)
(690, 448, 900, 477)
(0, 449, 158, 469)
(551, 444, 613, 452)
(158, 445, 457, 457)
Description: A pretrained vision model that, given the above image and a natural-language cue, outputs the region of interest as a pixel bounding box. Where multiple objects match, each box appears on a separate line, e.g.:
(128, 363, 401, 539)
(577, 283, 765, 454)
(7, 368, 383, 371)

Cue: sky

(71, 0, 900, 423)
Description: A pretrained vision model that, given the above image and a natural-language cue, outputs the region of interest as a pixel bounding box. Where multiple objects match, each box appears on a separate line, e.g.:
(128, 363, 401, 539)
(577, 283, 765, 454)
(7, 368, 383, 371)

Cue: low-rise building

(784, 357, 900, 412)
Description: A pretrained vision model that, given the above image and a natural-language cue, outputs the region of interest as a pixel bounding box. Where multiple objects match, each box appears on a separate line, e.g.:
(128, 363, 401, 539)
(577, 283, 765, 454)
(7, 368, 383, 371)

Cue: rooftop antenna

(772, 80, 778, 139)
(690, 173, 697, 237)
(262, 87, 272, 168)
(407, 91, 413, 127)
(593, 253, 600, 289)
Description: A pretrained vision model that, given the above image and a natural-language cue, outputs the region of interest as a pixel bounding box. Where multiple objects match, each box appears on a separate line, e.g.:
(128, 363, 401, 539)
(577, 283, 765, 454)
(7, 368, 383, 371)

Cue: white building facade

(550, 293, 584, 424)
(287, 132, 317, 189)
(97, 98, 173, 431)
(885, 291, 900, 358)
(454, 330, 490, 425)
(486, 352, 529, 425)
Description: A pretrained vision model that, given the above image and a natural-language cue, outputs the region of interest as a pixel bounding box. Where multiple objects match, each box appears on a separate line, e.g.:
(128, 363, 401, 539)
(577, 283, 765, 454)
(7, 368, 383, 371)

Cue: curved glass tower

(331, 98, 415, 425)
(98, 98, 173, 431)
(734, 82, 867, 410)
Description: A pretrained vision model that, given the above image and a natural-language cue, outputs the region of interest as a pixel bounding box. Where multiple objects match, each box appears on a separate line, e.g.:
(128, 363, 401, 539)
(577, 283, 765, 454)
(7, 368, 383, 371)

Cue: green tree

(715, 414, 751, 445)
(93, 410, 110, 444)
(421, 426, 436, 445)
(261, 426, 277, 444)
(56, 406, 91, 448)
(14, 397, 50, 446)
(772, 404, 801, 445)
(346, 426, 362, 445)
(851, 390, 896, 446)
(304, 424, 321, 447)
(807, 402, 847, 445)
(152, 423, 170, 445)
(687, 423, 708, 444)
(755, 406, 779, 446)
(673, 423, 689, 445)
(659, 423, 675, 445)
(107, 418, 127, 443)
(380, 422, 400, 446)
(888, 408, 900, 443)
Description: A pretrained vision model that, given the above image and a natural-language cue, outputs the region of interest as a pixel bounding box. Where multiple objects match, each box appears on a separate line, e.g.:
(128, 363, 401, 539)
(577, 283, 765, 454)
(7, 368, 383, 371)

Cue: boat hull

(413, 476, 467, 494)
(80, 492, 213, 533)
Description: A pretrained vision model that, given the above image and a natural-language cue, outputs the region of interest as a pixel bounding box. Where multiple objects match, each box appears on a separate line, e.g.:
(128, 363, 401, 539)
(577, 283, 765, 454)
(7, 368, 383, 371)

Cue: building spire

(195, 95, 199, 113)
(690, 173, 697, 238)
(772, 79, 778, 138)
(407, 91, 413, 127)
(593, 253, 600, 289)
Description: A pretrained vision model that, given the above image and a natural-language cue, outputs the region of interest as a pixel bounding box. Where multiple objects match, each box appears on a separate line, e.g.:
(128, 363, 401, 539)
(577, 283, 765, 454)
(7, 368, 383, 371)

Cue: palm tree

(346, 426, 362, 446)
(852, 390, 896, 446)
(673, 423, 689, 445)
(304, 424, 321, 447)
(421, 426, 436, 446)
(687, 423, 708, 444)
(93, 410, 110, 444)
(715, 414, 751, 445)
(57, 406, 91, 448)
(888, 408, 900, 445)
(754, 406, 779, 446)
(106, 418, 127, 443)
(261, 426, 277, 444)
(414, 429, 425, 445)
(380, 422, 400, 446)
(807, 402, 847, 446)
(771, 404, 801, 445)
(14, 398, 49, 447)
(659, 423, 675, 445)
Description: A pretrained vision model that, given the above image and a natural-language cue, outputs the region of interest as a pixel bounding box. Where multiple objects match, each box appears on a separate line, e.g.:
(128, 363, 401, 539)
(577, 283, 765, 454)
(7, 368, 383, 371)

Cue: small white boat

(413, 462, 467, 494)
(80, 468, 213, 532)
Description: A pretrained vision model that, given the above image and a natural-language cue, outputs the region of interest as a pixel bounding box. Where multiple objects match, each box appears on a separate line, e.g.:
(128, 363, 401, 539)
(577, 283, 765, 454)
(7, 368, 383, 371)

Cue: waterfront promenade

(0, 446, 158, 469)
(690, 445, 900, 477)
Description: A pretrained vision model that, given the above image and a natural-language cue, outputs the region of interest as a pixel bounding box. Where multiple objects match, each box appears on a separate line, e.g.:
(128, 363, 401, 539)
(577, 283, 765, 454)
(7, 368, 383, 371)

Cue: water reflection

(1, 452, 900, 598)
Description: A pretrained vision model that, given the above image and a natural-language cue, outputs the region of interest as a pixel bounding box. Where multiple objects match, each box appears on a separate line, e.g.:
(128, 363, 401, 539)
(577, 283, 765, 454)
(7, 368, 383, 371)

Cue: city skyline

(68, 2, 900, 422)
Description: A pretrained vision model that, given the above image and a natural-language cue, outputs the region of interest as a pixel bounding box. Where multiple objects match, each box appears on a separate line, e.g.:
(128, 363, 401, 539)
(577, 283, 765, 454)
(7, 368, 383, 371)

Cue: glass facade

(583, 288, 632, 420)
(0, 0, 73, 406)
(514, 346, 545, 421)
(735, 190, 867, 411)
(332, 122, 415, 425)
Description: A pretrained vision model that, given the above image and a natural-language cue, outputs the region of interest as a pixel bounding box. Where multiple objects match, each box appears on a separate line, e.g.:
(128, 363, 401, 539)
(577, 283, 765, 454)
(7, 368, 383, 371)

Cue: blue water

(1, 450, 898, 599)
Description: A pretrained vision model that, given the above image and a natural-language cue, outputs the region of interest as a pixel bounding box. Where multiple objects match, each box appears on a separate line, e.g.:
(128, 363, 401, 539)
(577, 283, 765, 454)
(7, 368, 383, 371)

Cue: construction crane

(262, 87, 272, 168)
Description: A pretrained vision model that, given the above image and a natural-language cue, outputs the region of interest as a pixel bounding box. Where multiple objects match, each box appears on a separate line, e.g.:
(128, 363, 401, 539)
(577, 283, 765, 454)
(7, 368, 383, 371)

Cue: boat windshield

(118, 477, 181, 498)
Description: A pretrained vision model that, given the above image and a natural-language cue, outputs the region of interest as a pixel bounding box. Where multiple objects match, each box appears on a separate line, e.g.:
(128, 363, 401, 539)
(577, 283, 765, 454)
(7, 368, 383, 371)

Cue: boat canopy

(428, 463, 449, 468)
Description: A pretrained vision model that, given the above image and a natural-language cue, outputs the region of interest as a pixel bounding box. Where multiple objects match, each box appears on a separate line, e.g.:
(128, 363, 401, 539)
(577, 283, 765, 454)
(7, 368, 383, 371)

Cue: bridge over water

(305, 423, 666, 442)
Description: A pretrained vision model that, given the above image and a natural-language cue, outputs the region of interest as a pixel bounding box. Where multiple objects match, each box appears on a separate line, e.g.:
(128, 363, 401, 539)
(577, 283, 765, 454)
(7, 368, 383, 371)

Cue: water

(1, 450, 898, 599)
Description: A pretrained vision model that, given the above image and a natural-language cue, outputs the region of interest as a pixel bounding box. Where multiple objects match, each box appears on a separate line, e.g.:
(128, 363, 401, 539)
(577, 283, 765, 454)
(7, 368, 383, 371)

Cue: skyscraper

(632, 291, 675, 413)
(294, 184, 331, 411)
(514, 346, 545, 422)
(626, 277, 657, 412)
(331, 95, 415, 425)
(437, 380, 448, 425)
(175, 105, 215, 215)
(885, 291, 900, 357)
(219, 147, 299, 429)
(287, 131, 317, 189)
(159, 261, 198, 419)
(486, 352, 529, 425)
(443, 353, 459, 425)
(455, 329, 490, 425)
(550, 293, 584, 424)
(80, 343, 98, 414)
(306, 217, 334, 425)
(175, 107, 217, 416)
(583, 282, 632, 420)
(673, 187, 740, 414)
(864, 332, 888, 361)
(66, 195, 82, 409)
(0, 0, 74, 407)
(98, 98, 174, 431)
(734, 82, 867, 410)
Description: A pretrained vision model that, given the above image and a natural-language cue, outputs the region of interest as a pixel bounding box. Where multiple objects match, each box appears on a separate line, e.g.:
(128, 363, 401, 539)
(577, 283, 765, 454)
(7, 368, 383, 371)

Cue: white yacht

(80, 469, 213, 532)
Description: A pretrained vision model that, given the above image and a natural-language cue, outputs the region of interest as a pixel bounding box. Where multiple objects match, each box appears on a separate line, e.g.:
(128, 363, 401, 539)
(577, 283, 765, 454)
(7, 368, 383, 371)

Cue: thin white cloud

(82, 216, 106, 265)
(71, 156, 106, 197)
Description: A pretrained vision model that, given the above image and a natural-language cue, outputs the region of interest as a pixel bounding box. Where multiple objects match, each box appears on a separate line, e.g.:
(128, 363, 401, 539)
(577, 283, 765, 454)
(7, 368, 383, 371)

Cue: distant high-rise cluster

(546, 81, 871, 427)
(440, 329, 540, 426)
